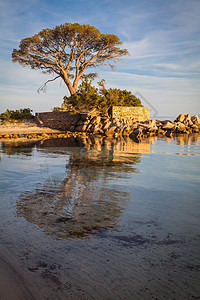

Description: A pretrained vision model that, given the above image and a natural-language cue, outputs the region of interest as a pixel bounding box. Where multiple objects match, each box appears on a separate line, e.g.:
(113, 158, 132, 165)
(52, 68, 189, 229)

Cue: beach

(0, 121, 62, 136)
(0, 245, 37, 300)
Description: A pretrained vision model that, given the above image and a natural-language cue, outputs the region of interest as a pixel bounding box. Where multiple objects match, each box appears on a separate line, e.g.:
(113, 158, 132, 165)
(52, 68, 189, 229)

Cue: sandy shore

(0, 244, 38, 300)
(0, 121, 62, 135)
(0, 258, 34, 300)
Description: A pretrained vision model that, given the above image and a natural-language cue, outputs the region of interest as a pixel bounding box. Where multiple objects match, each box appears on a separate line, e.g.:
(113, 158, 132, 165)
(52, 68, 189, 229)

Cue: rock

(183, 114, 193, 126)
(104, 128, 116, 137)
(186, 120, 194, 127)
(102, 121, 112, 131)
(165, 130, 173, 137)
(130, 123, 138, 131)
(176, 123, 186, 132)
(148, 125, 158, 132)
(161, 121, 175, 130)
(144, 119, 157, 127)
(92, 124, 102, 132)
(191, 115, 200, 125)
(105, 123, 117, 133)
(139, 119, 157, 131)
(184, 114, 191, 122)
(157, 129, 165, 135)
(175, 114, 185, 123)
(156, 120, 163, 127)
(90, 115, 101, 125)
(129, 128, 143, 139)
(191, 124, 198, 129)
(190, 124, 199, 132)
(76, 119, 86, 126)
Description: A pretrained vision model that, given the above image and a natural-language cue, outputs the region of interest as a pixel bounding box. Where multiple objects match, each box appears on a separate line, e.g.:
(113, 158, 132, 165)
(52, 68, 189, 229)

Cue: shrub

(63, 79, 102, 114)
(62, 79, 142, 115)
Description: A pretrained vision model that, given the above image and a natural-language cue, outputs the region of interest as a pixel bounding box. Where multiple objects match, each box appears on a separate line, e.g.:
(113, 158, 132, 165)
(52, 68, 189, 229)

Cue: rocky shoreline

(0, 113, 199, 141)
(130, 113, 200, 140)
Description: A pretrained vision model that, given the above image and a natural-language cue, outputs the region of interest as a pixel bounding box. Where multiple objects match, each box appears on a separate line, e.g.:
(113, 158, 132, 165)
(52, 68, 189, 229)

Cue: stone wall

(35, 111, 87, 131)
(111, 106, 150, 122)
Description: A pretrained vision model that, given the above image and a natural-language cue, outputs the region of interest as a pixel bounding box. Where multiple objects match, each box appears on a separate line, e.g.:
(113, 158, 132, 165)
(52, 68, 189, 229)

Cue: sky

(0, 0, 199, 117)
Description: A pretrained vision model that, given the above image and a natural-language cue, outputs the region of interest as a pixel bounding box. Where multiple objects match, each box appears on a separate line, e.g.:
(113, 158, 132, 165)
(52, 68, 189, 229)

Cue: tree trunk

(73, 78, 79, 94)
(67, 84, 76, 95)
(62, 72, 77, 95)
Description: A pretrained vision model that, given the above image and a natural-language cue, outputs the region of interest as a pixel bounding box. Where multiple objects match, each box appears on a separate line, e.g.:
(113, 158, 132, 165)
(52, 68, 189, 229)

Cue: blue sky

(0, 0, 199, 117)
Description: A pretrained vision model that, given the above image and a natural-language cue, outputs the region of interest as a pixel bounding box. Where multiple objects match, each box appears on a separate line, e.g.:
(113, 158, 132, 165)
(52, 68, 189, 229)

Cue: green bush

(0, 108, 34, 121)
(63, 79, 102, 114)
(63, 79, 142, 115)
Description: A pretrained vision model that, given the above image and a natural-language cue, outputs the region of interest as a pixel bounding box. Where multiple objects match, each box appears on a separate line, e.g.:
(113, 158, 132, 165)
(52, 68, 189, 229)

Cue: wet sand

(0, 259, 32, 300)
(0, 246, 37, 300)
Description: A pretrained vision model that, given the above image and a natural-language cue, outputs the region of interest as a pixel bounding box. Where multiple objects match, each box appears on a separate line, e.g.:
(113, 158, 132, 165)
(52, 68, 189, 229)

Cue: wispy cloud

(99, 70, 200, 116)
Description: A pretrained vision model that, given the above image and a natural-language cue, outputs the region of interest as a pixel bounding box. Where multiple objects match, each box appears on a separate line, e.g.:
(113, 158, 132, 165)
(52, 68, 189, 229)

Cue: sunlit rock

(175, 114, 185, 123)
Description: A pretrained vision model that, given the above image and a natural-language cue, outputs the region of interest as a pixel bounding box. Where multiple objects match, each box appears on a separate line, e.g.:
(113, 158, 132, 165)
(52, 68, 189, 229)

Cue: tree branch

(37, 75, 60, 93)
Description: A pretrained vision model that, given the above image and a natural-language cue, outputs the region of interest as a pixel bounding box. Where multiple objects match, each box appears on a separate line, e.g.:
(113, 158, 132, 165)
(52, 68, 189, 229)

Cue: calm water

(0, 134, 200, 299)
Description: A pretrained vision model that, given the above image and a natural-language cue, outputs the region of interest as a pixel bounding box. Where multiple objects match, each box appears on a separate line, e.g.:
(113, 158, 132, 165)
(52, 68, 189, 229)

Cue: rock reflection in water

(17, 137, 145, 240)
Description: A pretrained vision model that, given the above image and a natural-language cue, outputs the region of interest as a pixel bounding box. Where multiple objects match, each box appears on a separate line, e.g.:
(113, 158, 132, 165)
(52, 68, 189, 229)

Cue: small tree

(12, 23, 129, 96)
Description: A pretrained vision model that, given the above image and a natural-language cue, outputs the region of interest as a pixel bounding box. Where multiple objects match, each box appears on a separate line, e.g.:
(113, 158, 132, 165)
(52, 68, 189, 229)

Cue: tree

(12, 23, 129, 95)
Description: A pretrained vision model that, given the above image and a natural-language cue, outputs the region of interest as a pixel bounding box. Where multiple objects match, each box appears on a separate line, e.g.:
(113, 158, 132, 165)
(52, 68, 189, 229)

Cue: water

(0, 134, 200, 299)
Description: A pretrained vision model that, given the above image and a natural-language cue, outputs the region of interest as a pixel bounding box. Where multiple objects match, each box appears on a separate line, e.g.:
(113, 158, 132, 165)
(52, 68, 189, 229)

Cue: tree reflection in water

(16, 137, 145, 240)
(8, 133, 199, 240)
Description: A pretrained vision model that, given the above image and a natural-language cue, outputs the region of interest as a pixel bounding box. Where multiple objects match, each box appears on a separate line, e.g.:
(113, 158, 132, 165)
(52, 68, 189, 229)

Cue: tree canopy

(12, 23, 129, 95)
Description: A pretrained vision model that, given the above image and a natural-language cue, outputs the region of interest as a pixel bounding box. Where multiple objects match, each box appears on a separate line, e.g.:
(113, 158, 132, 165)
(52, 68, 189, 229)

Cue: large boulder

(184, 114, 191, 122)
(176, 123, 186, 132)
(191, 124, 199, 132)
(175, 114, 185, 123)
(191, 115, 200, 125)
(139, 119, 157, 131)
(162, 121, 175, 130)
(183, 114, 193, 126)
(129, 128, 144, 139)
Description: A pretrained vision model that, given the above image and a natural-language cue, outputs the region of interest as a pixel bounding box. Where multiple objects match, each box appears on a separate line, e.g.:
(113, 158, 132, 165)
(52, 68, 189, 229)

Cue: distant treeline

(0, 108, 34, 121)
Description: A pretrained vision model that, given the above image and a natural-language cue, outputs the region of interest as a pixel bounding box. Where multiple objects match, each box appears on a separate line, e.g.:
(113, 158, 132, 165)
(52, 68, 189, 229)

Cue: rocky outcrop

(129, 114, 200, 140)
(69, 113, 200, 139)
